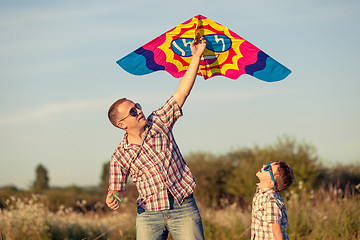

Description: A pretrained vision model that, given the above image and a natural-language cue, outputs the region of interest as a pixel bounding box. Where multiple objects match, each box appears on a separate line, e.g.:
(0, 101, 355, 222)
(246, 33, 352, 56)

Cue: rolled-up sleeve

(153, 96, 183, 129)
(108, 154, 129, 191)
(266, 199, 282, 224)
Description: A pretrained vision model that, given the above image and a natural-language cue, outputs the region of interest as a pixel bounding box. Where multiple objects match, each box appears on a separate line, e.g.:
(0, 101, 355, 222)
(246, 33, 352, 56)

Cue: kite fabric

(117, 15, 291, 82)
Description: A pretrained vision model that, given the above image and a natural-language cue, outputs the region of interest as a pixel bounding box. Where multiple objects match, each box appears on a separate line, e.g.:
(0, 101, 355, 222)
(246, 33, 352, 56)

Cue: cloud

(0, 3, 158, 68)
(191, 87, 291, 102)
(0, 98, 112, 126)
(0, 3, 122, 28)
(0, 87, 291, 126)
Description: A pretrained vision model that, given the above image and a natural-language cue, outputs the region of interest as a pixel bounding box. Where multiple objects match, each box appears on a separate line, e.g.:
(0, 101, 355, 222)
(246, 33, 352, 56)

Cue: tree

(33, 164, 49, 192)
(186, 136, 325, 208)
(224, 136, 324, 202)
(100, 162, 109, 195)
(187, 152, 234, 208)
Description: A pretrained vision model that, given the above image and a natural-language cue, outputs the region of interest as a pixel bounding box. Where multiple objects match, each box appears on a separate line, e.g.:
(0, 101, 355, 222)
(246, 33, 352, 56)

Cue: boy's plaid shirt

(109, 96, 196, 211)
(251, 184, 289, 240)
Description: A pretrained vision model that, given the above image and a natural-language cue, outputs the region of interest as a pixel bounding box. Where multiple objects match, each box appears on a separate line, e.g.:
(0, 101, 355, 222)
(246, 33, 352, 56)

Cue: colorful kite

(117, 15, 291, 82)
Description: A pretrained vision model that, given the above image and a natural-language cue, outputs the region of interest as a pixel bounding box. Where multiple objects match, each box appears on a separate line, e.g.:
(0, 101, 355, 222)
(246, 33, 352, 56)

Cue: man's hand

(191, 37, 207, 58)
(173, 36, 207, 108)
(106, 190, 122, 211)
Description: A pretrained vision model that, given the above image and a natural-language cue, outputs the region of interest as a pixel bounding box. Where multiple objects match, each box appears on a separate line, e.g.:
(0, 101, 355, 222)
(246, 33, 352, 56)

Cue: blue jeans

(136, 194, 205, 240)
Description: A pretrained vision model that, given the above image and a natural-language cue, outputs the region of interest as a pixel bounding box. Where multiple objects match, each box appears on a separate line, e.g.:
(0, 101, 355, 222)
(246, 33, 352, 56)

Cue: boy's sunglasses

(264, 162, 277, 189)
(119, 103, 142, 122)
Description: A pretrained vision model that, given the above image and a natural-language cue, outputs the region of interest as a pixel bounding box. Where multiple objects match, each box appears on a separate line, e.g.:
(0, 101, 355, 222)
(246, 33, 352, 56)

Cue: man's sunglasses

(264, 162, 277, 189)
(119, 103, 142, 122)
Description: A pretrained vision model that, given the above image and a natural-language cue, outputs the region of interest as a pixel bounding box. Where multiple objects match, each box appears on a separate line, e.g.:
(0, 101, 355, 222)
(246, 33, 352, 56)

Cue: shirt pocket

(253, 203, 266, 222)
(148, 130, 170, 154)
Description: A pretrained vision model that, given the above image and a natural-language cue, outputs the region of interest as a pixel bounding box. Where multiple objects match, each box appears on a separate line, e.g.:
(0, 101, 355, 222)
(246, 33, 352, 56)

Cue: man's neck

(126, 127, 146, 145)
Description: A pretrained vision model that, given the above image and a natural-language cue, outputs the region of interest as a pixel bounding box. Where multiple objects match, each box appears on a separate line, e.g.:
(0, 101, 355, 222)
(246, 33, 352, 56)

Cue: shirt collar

(120, 123, 151, 150)
(119, 132, 130, 149)
(256, 183, 276, 194)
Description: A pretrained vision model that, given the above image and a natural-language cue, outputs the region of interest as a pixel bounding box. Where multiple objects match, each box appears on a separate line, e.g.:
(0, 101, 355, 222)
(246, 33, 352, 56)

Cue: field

(1, 139, 360, 239)
(1, 183, 359, 240)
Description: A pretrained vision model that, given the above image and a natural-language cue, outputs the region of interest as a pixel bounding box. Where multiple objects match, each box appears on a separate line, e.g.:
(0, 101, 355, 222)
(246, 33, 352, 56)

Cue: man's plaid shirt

(251, 184, 289, 240)
(109, 96, 196, 211)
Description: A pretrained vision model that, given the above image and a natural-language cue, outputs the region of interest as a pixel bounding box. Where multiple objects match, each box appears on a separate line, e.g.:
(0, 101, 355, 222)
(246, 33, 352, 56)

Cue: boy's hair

(108, 98, 128, 128)
(273, 161, 296, 192)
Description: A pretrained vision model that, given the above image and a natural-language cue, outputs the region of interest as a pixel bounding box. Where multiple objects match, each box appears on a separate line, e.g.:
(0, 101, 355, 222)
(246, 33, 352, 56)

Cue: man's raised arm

(173, 37, 206, 108)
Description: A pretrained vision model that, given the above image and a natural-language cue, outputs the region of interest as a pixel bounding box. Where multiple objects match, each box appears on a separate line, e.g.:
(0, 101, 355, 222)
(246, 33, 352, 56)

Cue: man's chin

(140, 119, 148, 126)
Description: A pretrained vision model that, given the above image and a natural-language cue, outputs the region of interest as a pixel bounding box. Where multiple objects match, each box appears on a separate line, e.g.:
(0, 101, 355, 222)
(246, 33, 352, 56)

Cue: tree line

(99, 136, 360, 208)
(1, 136, 359, 211)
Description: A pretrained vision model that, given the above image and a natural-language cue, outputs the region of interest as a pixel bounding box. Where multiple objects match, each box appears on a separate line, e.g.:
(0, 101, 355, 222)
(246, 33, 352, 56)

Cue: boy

(106, 37, 206, 240)
(251, 161, 296, 240)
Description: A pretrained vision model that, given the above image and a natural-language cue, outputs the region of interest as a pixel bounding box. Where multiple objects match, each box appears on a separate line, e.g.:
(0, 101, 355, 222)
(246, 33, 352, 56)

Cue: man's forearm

(173, 55, 201, 107)
(172, 37, 206, 108)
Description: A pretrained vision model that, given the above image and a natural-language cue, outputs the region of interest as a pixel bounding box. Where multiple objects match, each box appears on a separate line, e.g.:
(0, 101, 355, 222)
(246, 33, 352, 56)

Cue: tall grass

(0, 195, 136, 240)
(1, 184, 359, 240)
(286, 184, 360, 240)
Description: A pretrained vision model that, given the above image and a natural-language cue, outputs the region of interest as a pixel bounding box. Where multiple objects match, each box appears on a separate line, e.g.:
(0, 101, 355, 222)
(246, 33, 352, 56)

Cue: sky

(1, 0, 359, 189)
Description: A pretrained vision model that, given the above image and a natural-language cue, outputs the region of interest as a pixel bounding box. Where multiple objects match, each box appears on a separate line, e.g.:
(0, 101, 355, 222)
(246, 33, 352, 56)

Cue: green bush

(187, 136, 326, 208)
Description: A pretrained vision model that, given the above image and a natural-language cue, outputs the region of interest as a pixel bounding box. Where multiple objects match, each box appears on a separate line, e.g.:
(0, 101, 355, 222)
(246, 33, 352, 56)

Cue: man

(106, 37, 207, 240)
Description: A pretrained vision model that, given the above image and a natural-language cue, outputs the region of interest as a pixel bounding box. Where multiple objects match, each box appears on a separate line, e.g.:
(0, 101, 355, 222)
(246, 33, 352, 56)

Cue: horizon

(1, 0, 359, 189)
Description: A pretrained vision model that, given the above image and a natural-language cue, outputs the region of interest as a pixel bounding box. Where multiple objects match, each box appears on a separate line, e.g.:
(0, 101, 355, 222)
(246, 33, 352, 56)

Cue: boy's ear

(268, 179, 275, 188)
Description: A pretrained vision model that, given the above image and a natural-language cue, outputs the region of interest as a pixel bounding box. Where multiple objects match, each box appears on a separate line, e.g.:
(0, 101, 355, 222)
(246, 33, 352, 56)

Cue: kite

(117, 15, 291, 82)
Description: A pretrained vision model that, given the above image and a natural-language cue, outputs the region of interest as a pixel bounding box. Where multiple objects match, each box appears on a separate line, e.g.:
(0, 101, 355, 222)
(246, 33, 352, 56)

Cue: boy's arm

(272, 223, 284, 240)
(172, 37, 206, 108)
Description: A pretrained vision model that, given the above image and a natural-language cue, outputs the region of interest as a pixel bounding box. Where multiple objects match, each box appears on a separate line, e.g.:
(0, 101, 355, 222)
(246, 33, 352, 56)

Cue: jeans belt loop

(167, 190, 174, 199)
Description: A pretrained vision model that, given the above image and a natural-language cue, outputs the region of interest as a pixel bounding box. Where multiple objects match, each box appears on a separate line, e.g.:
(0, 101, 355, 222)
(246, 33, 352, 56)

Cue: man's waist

(168, 190, 174, 199)
(167, 190, 193, 200)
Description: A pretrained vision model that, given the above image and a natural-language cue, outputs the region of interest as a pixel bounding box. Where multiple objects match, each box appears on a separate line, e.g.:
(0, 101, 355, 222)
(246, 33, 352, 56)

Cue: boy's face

(256, 162, 279, 188)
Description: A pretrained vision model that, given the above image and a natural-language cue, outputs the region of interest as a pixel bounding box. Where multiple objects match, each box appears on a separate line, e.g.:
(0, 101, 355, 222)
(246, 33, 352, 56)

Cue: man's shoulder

(154, 96, 182, 115)
(112, 144, 125, 160)
(112, 137, 132, 159)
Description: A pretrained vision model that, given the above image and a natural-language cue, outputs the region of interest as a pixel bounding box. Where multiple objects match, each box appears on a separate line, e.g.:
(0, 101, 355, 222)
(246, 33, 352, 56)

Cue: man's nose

(135, 108, 142, 116)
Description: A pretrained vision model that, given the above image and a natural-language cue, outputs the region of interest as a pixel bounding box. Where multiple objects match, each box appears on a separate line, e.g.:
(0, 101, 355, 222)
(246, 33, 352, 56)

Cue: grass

(286, 185, 360, 240)
(1, 184, 360, 240)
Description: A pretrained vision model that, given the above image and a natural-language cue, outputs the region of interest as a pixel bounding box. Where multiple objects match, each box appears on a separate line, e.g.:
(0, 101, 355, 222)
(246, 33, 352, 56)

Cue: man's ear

(117, 121, 126, 130)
